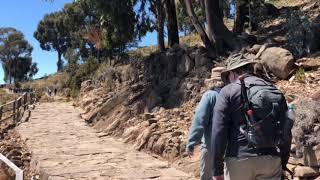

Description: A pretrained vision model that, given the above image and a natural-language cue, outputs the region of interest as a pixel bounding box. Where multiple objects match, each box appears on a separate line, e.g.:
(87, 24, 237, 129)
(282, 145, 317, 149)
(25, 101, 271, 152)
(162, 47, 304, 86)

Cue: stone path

(16, 102, 195, 180)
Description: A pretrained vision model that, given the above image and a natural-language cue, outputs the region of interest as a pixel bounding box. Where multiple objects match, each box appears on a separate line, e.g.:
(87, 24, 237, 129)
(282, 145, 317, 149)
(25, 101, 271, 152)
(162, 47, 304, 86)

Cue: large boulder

(296, 57, 320, 70)
(260, 47, 295, 79)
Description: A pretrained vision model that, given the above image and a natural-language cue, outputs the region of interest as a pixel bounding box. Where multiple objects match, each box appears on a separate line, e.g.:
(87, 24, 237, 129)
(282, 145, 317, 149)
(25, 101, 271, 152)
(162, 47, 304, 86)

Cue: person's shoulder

(204, 90, 219, 97)
(221, 82, 238, 91)
(218, 82, 239, 96)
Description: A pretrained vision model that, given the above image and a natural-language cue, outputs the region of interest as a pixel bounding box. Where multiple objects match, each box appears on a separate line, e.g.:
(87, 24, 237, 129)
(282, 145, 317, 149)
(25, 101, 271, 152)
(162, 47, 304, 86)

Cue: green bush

(68, 56, 99, 96)
(295, 68, 306, 83)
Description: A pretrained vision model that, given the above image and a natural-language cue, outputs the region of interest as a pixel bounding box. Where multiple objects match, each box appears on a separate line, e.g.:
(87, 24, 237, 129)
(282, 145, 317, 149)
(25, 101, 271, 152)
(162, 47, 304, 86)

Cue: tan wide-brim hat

(221, 53, 257, 83)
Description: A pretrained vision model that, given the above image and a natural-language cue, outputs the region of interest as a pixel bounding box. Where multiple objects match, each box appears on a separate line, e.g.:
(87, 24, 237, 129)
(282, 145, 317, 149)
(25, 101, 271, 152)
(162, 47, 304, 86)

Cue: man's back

(211, 75, 290, 177)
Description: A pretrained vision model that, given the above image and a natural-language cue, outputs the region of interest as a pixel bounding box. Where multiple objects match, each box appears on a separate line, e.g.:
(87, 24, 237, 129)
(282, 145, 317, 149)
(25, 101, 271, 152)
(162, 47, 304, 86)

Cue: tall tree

(63, 2, 99, 59)
(6, 57, 37, 82)
(75, 0, 147, 58)
(165, 0, 180, 47)
(233, 0, 246, 34)
(0, 28, 37, 83)
(184, 0, 238, 54)
(29, 62, 39, 79)
(223, 0, 230, 18)
(176, 0, 206, 35)
(34, 12, 71, 72)
(183, 0, 214, 52)
(205, 0, 236, 52)
(152, 0, 166, 51)
(233, 0, 266, 34)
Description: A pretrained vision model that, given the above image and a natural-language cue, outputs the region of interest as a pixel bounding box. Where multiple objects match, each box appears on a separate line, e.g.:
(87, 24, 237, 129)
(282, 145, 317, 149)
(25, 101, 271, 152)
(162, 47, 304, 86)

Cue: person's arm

(211, 88, 230, 176)
(186, 91, 217, 153)
(280, 97, 293, 169)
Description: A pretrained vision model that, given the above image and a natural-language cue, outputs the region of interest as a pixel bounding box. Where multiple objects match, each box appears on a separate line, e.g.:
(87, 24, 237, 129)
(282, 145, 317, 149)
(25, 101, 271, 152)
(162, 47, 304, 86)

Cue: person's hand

(212, 176, 224, 180)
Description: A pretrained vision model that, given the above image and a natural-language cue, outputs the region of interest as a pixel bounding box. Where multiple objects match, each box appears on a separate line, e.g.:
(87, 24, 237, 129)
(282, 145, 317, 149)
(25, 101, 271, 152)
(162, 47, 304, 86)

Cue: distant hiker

(47, 87, 52, 96)
(54, 88, 57, 96)
(186, 66, 226, 180)
(211, 54, 293, 180)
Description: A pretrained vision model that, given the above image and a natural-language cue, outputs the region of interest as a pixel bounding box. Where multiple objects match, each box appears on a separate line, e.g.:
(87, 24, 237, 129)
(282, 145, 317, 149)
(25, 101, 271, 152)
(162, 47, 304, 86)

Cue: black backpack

(239, 75, 285, 148)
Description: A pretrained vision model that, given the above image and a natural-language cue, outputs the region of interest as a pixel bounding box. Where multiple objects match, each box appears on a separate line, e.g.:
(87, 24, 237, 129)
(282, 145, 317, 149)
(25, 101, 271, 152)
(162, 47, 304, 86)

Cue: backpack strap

(271, 102, 279, 117)
(239, 75, 253, 126)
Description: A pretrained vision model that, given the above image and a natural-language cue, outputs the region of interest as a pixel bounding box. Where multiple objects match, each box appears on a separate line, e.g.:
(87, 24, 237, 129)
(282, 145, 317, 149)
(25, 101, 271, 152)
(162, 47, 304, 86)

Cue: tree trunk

(165, 0, 179, 47)
(183, 0, 214, 53)
(57, 51, 63, 72)
(204, 0, 237, 52)
(8, 61, 13, 84)
(233, 0, 246, 35)
(155, 0, 165, 51)
(9, 73, 12, 84)
(224, 0, 230, 18)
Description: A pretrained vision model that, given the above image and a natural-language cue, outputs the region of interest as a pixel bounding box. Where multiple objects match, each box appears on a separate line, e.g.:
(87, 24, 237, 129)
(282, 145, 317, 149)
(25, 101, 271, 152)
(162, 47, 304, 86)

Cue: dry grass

(180, 33, 203, 47)
(129, 33, 203, 58)
(268, 0, 307, 8)
(21, 73, 69, 97)
(129, 18, 235, 58)
(129, 45, 159, 58)
(0, 89, 18, 105)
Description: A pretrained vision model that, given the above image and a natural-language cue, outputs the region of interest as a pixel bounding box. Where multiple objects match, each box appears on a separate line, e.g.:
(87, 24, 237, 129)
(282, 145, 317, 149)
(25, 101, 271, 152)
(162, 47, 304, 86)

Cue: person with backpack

(211, 54, 293, 180)
(186, 67, 226, 180)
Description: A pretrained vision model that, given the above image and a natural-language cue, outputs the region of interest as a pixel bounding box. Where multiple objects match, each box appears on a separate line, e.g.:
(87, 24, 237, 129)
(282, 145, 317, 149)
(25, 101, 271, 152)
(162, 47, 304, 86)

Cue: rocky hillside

(77, 45, 320, 179)
(76, 0, 320, 179)
(0, 130, 36, 179)
(256, 0, 320, 58)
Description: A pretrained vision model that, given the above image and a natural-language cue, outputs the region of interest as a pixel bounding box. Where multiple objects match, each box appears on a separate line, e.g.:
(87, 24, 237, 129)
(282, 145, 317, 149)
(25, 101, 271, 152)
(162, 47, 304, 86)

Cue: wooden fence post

(0, 106, 2, 121)
(24, 94, 27, 110)
(12, 101, 16, 124)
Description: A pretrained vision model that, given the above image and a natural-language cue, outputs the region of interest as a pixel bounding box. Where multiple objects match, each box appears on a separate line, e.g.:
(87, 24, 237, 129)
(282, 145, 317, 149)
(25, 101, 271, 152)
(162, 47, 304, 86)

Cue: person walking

(211, 54, 293, 180)
(186, 66, 225, 180)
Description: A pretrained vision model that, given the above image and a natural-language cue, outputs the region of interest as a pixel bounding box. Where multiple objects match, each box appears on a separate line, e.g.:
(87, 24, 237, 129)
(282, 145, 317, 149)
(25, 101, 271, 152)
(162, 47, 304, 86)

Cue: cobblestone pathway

(16, 102, 195, 180)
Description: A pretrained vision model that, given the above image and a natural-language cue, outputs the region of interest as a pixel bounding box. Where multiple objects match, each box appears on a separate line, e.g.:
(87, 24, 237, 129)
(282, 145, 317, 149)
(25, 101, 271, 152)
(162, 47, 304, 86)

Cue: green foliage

(0, 27, 37, 84)
(3, 57, 35, 82)
(67, 56, 99, 95)
(64, 48, 80, 74)
(34, 11, 71, 71)
(176, 0, 205, 35)
(295, 68, 306, 83)
(36, 0, 153, 71)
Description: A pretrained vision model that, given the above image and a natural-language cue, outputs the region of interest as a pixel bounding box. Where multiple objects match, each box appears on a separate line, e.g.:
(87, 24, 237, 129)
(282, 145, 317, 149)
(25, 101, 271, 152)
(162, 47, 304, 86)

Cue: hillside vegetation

(0, 89, 18, 105)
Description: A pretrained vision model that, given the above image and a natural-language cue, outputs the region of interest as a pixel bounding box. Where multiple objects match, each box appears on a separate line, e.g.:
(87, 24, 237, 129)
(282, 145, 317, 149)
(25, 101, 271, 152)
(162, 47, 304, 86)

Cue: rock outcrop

(257, 0, 320, 57)
(260, 47, 295, 79)
(78, 46, 214, 163)
(77, 43, 320, 179)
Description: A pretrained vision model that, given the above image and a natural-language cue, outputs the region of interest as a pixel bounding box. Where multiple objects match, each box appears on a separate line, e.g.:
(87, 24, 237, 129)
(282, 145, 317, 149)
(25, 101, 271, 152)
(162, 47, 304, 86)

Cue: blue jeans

(200, 147, 212, 180)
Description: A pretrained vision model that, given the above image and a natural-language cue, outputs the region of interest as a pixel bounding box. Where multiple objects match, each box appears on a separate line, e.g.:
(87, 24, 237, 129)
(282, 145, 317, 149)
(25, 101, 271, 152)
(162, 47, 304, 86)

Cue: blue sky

(0, 0, 157, 84)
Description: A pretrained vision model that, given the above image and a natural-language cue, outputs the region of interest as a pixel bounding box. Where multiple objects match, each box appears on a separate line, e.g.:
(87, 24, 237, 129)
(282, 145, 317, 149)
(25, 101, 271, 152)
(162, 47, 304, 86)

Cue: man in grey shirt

(211, 54, 293, 180)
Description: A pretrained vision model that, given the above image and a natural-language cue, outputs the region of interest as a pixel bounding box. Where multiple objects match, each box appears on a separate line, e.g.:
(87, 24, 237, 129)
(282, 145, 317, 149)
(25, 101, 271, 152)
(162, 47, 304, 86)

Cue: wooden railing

(0, 93, 35, 125)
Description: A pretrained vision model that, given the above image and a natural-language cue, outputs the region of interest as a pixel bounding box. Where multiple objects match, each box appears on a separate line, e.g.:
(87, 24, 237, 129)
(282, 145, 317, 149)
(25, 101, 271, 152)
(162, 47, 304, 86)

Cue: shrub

(295, 68, 306, 83)
(68, 56, 99, 96)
